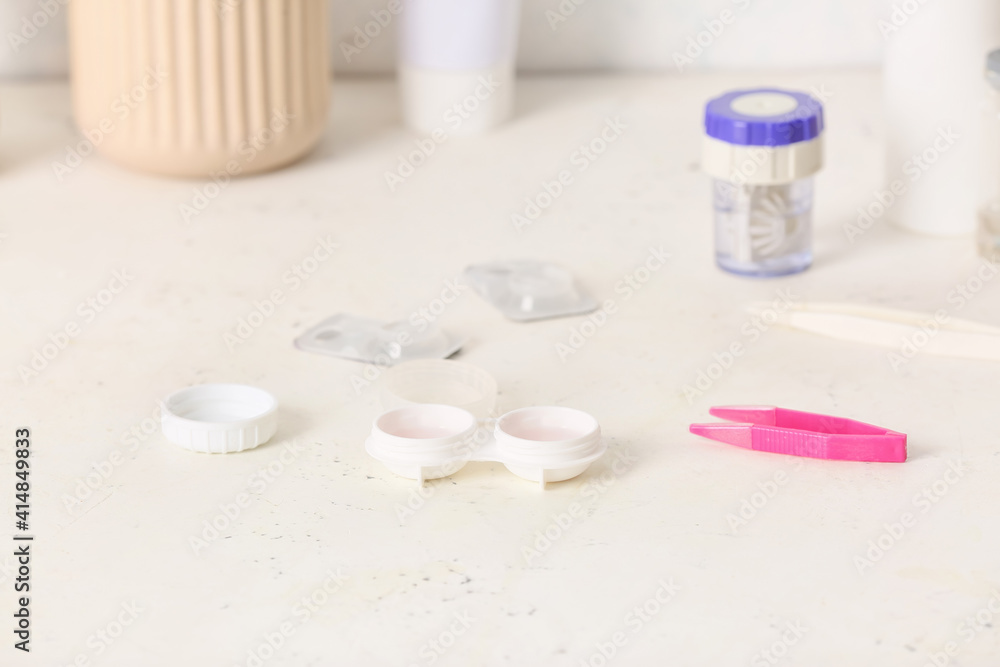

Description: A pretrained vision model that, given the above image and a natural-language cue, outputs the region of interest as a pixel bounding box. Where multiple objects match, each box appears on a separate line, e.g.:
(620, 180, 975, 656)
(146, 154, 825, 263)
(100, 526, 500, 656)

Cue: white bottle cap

(161, 383, 278, 453)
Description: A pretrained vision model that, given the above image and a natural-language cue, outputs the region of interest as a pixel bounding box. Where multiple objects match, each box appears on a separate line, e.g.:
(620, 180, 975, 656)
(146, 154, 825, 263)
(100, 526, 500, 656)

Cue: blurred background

(0, 0, 885, 79)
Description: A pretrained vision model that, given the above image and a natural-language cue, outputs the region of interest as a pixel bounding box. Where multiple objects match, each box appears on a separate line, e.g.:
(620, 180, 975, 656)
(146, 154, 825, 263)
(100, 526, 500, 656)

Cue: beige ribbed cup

(68, 0, 329, 177)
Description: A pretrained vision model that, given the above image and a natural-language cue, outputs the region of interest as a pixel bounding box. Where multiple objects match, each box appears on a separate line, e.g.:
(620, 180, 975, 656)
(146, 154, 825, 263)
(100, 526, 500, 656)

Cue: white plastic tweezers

(749, 301, 1000, 362)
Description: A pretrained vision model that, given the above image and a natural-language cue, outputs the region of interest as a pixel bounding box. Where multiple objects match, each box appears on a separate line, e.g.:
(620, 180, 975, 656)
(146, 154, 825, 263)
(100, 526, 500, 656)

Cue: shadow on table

(261, 406, 315, 449)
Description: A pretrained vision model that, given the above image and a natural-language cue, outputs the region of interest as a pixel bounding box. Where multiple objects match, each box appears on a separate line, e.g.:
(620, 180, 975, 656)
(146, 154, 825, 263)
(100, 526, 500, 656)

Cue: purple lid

(704, 88, 824, 147)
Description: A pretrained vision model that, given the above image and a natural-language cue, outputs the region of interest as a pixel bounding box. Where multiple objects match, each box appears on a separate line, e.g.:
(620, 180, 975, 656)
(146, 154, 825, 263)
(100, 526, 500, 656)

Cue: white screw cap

(161, 383, 278, 454)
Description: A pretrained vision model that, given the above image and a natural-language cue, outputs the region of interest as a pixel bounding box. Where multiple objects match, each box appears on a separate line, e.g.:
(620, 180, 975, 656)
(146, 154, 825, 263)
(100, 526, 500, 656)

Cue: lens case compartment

(366, 403, 605, 488)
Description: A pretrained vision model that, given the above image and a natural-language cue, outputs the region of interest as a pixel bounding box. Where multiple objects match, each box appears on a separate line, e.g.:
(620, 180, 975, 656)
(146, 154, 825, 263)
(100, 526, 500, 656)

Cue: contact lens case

(368, 360, 605, 488)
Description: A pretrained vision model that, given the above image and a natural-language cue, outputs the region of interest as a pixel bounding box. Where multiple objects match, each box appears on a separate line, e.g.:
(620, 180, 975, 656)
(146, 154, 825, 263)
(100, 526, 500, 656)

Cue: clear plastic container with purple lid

(702, 88, 825, 277)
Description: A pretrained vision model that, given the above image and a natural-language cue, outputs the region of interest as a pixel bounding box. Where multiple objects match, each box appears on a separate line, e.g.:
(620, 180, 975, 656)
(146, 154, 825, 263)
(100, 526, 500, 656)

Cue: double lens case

(367, 360, 605, 488)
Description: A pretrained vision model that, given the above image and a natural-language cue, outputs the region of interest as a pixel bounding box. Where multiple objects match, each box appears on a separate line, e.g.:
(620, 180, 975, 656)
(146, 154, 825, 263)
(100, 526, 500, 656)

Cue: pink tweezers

(690, 406, 907, 463)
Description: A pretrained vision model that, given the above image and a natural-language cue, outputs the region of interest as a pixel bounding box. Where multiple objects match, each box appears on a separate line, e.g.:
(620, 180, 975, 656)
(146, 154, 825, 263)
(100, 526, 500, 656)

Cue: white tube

(398, 0, 520, 135)
(883, 0, 1000, 236)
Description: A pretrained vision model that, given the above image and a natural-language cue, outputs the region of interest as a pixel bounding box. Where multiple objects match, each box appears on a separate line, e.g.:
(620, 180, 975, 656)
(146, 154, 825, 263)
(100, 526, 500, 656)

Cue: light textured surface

(1, 71, 999, 666)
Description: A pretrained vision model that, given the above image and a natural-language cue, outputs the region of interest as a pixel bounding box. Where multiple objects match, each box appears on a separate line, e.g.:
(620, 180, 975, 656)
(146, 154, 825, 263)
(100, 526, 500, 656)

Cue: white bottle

(398, 0, 520, 135)
(978, 50, 1000, 259)
(883, 0, 1000, 236)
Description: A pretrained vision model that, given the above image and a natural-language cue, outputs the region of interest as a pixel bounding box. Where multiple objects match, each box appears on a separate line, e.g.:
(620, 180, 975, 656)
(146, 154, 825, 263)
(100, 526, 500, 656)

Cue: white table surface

(1, 71, 998, 667)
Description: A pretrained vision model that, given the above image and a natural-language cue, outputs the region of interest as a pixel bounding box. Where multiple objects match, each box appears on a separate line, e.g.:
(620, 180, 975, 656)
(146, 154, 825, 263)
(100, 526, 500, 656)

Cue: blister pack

(294, 314, 464, 365)
(463, 261, 598, 321)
